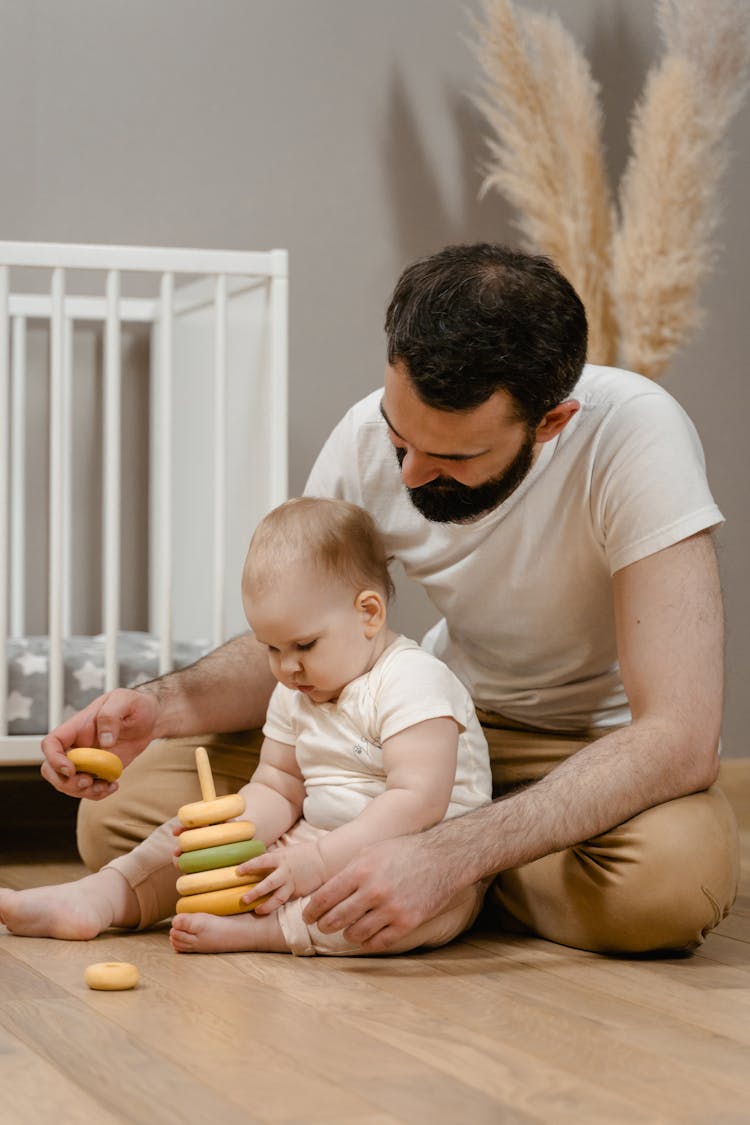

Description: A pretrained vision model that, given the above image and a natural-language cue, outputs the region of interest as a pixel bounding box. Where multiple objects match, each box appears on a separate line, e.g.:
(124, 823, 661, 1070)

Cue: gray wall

(1, 0, 747, 754)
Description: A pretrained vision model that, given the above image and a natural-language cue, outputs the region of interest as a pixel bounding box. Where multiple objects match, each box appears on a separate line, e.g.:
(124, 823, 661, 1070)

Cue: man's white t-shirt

(262, 635, 492, 831)
(305, 365, 723, 732)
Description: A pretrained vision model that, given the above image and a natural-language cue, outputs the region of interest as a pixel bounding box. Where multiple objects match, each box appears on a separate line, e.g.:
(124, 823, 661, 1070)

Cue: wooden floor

(1, 760, 748, 1124)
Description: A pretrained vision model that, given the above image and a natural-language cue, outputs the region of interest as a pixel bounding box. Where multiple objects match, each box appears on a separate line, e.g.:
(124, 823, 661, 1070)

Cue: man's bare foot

(169, 910, 289, 954)
(0, 869, 140, 940)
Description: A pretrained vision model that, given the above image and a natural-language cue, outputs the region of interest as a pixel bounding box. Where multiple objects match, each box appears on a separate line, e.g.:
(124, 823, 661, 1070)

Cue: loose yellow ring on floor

(177, 793, 245, 828)
(179, 819, 256, 852)
(175, 885, 270, 916)
(66, 747, 123, 783)
(84, 962, 139, 991)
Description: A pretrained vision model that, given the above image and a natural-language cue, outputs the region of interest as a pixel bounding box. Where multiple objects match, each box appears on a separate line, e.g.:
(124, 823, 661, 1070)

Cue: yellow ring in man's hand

(66, 748, 123, 783)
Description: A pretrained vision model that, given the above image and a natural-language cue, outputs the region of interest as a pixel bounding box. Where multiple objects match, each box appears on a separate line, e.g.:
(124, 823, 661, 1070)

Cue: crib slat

(268, 251, 289, 507)
(103, 270, 121, 691)
(10, 316, 26, 638)
(0, 266, 9, 736)
(48, 268, 66, 729)
(212, 274, 228, 647)
(157, 272, 174, 674)
(62, 315, 74, 638)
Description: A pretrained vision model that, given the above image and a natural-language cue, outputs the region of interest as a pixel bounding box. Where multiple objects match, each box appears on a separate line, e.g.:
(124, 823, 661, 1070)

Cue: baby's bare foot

(169, 910, 288, 954)
(0, 870, 139, 940)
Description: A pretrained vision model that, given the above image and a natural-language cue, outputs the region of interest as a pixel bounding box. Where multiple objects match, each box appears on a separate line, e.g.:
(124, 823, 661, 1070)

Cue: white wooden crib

(0, 241, 288, 765)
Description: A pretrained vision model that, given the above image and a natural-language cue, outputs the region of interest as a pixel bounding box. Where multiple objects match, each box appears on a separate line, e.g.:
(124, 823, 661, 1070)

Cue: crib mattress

(5, 632, 212, 735)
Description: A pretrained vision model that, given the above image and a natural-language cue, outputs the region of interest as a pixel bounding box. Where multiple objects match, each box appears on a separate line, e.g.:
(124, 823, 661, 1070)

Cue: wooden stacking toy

(175, 747, 268, 916)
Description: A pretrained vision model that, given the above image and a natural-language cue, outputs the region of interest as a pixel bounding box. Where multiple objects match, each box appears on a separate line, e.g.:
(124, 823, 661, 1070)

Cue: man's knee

(77, 795, 132, 871)
(584, 786, 740, 953)
(494, 786, 740, 954)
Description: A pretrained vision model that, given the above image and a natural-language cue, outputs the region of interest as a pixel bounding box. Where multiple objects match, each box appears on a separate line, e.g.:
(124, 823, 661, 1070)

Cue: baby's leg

(0, 868, 139, 940)
(168, 883, 484, 958)
(0, 814, 179, 940)
(169, 910, 289, 954)
(277, 881, 488, 956)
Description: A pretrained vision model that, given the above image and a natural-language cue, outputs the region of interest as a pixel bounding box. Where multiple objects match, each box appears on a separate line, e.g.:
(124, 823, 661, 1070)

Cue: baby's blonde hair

(243, 497, 394, 601)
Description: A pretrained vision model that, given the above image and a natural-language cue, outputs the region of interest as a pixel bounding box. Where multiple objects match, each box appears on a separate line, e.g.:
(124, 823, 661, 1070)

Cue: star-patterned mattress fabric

(5, 633, 212, 734)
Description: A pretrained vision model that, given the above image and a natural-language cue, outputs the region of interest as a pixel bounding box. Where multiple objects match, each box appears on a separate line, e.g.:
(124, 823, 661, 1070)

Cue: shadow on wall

(380, 68, 515, 267)
(382, 8, 656, 273)
(588, 3, 652, 189)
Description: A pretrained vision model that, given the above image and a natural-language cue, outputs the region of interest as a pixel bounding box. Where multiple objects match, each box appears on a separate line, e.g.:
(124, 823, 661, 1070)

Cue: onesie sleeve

(262, 683, 297, 747)
(373, 646, 472, 745)
(590, 390, 724, 574)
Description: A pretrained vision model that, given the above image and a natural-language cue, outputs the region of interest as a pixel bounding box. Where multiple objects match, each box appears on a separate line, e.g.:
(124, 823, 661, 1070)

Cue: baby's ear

(355, 589, 387, 637)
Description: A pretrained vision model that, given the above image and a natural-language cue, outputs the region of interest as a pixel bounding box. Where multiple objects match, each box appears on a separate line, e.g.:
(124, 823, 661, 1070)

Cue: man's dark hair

(385, 243, 588, 427)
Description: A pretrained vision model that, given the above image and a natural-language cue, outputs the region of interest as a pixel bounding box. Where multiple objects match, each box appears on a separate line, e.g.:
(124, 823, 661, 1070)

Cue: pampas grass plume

(612, 0, 750, 377)
(473, 0, 617, 364)
(611, 57, 715, 378)
(474, 0, 750, 379)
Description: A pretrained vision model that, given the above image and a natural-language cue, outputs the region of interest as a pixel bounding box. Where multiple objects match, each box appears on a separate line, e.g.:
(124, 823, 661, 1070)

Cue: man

(41, 243, 739, 955)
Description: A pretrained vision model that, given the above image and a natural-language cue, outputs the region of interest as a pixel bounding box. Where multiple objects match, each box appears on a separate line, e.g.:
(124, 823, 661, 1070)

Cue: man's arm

(40, 632, 277, 798)
(303, 530, 723, 950)
(139, 633, 277, 739)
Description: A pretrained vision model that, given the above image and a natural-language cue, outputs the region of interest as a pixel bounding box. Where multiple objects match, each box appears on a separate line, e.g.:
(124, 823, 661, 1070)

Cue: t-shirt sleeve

(304, 408, 365, 506)
(591, 390, 724, 574)
(373, 647, 472, 744)
(262, 683, 297, 746)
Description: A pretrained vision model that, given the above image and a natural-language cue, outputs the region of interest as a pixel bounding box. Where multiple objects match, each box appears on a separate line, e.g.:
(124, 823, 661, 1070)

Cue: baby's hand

(237, 843, 326, 914)
(171, 822, 187, 863)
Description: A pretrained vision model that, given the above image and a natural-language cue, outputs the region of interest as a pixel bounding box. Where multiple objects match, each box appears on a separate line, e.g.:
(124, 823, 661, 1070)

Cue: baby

(1, 497, 492, 956)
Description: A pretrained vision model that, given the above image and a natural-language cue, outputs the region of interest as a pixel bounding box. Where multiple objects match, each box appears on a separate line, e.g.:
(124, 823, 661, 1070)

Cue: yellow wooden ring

(179, 819, 256, 852)
(177, 792, 245, 828)
(66, 747, 123, 783)
(176, 867, 261, 896)
(84, 961, 139, 991)
(175, 885, 270, 916)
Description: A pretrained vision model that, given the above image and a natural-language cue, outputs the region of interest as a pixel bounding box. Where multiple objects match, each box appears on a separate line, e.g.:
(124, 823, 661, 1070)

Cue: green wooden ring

(177, 838, 266, 874)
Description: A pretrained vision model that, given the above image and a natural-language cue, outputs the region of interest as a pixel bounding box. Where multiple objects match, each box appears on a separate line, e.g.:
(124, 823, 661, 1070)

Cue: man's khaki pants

(77, 718, 740, 955)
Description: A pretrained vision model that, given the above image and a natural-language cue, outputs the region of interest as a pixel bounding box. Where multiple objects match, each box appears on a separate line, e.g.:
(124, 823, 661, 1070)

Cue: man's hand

(238, 843, 327, 913)
(40, 688, 159, 800)
(302, 833, 462, 952)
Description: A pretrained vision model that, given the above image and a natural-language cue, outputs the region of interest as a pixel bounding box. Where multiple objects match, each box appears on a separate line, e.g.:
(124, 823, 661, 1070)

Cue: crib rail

(0, 242, 283, 276)
(0, 241, 288, 764)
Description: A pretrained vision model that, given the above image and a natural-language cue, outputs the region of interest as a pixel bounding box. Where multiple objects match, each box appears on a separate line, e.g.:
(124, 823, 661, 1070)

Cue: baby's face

(244, 568, 382, 704)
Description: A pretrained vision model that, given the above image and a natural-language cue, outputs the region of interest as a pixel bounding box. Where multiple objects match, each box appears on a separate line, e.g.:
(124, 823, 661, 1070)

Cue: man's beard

(397, 432, 536, 524)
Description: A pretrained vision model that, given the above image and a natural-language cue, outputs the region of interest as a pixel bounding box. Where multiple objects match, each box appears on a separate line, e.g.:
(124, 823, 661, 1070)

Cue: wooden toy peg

(195, 746, 216, 802)
(178, 746, 246, 827)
